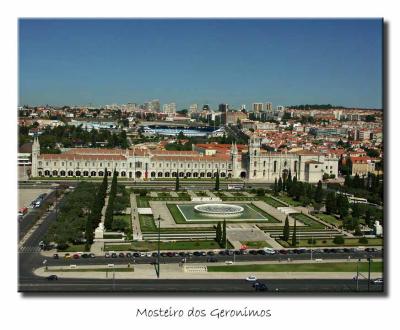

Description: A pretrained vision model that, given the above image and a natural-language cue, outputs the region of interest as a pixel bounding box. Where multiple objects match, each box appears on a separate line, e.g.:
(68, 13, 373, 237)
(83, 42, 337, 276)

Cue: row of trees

(104, 170, 118, 230)
(85, 170, 108, 244)
(273, 171, 324, 207)
(215, 220, 227, 248)
(45, 182, 99, 248)
(19, 124, 129, 152)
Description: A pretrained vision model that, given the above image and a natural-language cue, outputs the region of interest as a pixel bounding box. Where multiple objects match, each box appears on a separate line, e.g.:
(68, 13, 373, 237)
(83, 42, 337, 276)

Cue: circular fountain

(194, 203, 244, 218)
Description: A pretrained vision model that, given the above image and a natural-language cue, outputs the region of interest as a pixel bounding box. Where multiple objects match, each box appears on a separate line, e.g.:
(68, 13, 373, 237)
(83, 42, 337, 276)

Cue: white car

(246, 275, 258, 282)
(146, 252, 152, 257)
(140, 252, 146, 257)
(263, 248, 276, 255)
(372, 278, 383, 284)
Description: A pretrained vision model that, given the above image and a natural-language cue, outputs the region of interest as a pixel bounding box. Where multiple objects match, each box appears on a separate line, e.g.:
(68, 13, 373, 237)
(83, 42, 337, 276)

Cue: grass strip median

(45, 268, 135, 272)
(207, 262, 383, 273)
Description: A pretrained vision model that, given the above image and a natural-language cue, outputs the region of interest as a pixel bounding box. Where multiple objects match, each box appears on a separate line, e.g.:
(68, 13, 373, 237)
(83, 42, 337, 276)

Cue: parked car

(207, 251, 215, 256)
(53, 253, 59, 259)
(72, 254, 80, 259)
(279, 249, 288, 255)
(246, 275, 257, 282)
(111, 253, 117, 258)
(140, 252, 146, 257)
(207, 257, 218, 263)
(147, 252, 153, 257)
(263, 248, 276, 255)
(89, 253, 96, 258)
(46, 275, 58, 281)
(81, 253, 89, 258)
(119, 253, 125, 258)
(151, 252, 158, 258)
(126, 252, 132, 258)
(133, 252, 140, 257)
(105, 252, 110, 258)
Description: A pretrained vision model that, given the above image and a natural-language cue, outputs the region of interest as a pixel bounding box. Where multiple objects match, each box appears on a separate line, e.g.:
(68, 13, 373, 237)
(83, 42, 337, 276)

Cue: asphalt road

(19, 278, 383, 293)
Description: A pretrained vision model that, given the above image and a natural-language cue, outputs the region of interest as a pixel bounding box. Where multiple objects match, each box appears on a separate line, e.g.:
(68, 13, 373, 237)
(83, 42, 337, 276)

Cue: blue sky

(18, 19, 382, 109)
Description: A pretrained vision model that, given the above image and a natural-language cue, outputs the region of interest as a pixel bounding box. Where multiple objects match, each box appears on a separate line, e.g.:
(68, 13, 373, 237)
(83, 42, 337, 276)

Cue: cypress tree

(274, 178, 278, 196)
(85, 212, 94, 244)
(215, 170, 220, 191)
(314, 180, 323, 203)
(291, 216, 297, 247)
(175, 174, 180, 191)
(278, 177, 283, 193)
(283, 215, 290, 241)
(216, 222, 222, 247)
(221, 219, 227, 248)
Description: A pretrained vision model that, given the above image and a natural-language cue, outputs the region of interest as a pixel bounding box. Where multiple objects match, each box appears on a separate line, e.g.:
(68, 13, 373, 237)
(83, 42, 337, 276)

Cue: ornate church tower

(31, 135, 40, 177)
(248, 136, 261, 179)
(230, 142, 239, 178)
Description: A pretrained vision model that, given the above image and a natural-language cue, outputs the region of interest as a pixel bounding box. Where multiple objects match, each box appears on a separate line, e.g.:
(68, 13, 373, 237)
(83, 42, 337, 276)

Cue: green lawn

(208, 262, 383, 273)
(263, 196, 287, 208)
(292, 213, 325, 229)
(277, 195, 303, 207)
(136, 195, 150, 207)
(60, 244, 88, 252)
(139, 214, 157, 231)
(315, 214, 342, 227)
(46, 267, 134, 272)
(106, 240, 225, 251)
(241, 241, 272, 248)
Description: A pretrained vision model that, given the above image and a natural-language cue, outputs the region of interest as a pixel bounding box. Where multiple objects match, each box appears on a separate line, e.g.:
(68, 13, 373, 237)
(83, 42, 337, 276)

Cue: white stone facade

(31, 137, 338, 183)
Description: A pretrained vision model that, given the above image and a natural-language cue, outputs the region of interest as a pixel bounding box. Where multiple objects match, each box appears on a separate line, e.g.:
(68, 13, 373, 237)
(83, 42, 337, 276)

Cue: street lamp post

(156, 215, 161, 278)
(310, 236, 313, 261)
(356, 259, 360, 291)
(367, 256, 371, 292)
(113, 264, 115, 291)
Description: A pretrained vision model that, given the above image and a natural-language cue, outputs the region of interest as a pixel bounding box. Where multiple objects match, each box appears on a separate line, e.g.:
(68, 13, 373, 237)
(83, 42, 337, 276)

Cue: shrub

(307, 238, 316, 245)
(333, 236, 345, 244)
(256, 188, 265, 196)
(359, 237, 369, 244)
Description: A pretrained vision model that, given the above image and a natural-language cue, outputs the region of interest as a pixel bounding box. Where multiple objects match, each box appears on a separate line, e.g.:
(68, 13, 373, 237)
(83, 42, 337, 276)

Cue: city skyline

(19, 19, 382, 109)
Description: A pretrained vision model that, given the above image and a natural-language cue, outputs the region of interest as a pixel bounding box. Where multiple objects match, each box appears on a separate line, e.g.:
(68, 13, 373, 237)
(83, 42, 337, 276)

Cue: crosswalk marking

(19, 246, 42, 253)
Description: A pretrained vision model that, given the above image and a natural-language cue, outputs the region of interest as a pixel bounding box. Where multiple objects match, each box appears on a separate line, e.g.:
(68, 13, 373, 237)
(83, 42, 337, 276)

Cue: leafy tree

(337, 194, 350, 219)
(325, 192, 337, 214)
(365, 207, 372, 227)
(283, 215, 290, 241)
(333, 236, 345, 245)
